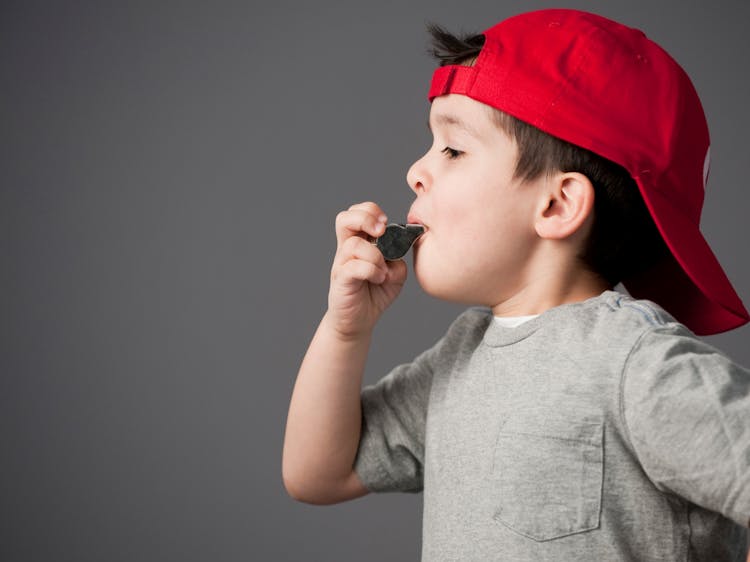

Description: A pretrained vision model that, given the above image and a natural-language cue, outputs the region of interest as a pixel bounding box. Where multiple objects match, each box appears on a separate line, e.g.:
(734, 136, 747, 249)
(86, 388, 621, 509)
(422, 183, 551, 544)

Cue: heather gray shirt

(354, 291, 750, 561)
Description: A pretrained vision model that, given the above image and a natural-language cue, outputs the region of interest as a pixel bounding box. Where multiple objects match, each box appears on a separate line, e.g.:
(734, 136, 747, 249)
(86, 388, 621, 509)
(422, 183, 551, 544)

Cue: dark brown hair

(427, 24, 669, 286)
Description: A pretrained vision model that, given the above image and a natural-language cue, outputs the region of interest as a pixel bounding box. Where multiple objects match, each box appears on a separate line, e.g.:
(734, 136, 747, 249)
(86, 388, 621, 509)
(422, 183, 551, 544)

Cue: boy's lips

(407, 213, 427, 229)
(406, 214, 427, 251)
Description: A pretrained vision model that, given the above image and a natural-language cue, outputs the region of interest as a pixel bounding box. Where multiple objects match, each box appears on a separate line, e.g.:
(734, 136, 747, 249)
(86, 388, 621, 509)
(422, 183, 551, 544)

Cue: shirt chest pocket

(491, 415, 604, 542)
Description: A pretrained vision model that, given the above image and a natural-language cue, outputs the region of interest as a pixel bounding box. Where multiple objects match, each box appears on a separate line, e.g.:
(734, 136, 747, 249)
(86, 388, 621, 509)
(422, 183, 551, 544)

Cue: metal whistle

(375, 223, 425, 260)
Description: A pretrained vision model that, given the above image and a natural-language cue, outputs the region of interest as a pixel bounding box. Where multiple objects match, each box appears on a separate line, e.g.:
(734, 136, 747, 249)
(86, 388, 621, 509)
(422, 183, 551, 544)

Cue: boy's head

(408, 8, 748, 334)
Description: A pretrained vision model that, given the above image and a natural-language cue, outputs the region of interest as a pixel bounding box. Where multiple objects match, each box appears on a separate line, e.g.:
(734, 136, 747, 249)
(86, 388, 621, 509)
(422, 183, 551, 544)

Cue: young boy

(283, 9, 750, 561)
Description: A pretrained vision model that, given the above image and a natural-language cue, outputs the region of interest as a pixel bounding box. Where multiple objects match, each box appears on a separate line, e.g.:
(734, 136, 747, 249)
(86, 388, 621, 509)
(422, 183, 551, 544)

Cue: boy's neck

(490, 268, 611, 318)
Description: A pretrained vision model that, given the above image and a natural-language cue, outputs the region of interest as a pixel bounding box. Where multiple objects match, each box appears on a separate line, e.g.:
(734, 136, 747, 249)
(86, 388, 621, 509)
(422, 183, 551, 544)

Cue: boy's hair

(427, 24, 669, 287)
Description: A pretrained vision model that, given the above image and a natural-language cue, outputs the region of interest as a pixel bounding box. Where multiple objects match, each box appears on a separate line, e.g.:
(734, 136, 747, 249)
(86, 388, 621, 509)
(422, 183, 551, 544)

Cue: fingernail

(378, 214, 388, 223)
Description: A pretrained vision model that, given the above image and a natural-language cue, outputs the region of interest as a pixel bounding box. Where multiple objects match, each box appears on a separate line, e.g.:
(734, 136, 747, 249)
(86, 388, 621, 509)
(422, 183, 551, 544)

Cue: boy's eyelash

(441, 146, 464, 159)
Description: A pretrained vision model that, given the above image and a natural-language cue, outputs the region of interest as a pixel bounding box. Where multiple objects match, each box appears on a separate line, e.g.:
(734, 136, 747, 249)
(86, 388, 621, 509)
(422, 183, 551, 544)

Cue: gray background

(2, 1, 749, 560)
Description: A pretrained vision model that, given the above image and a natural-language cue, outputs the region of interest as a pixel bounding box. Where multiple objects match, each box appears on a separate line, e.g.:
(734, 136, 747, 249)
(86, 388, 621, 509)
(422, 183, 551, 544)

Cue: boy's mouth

(406, 213, 426, 229)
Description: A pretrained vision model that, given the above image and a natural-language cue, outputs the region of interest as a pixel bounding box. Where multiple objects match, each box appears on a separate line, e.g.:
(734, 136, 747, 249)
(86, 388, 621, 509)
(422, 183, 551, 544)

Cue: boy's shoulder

(423, 291, 720, 380)
(455, 291, 688, 334)
(428, 306, 495, 358)
(554, 291, 700, 357)
(444, 291, 698, 357)
(592, 290, 687, 333)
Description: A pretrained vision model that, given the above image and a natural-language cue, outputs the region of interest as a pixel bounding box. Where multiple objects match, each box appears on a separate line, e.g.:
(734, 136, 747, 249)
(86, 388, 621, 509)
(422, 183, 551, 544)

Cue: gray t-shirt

(354, 291, 750, 561)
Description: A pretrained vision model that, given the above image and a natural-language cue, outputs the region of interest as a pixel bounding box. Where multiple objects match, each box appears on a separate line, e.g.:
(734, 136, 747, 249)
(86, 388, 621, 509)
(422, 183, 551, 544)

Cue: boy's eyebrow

(427, 113, 482, 139)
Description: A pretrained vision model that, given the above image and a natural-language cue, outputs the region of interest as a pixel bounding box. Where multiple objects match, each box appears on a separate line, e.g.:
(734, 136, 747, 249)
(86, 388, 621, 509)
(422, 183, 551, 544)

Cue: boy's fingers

(335, 258, 387, 286)
(335, 208, 388, 246)
(348, 201, 387, 219)
(333, 235, 386, 270)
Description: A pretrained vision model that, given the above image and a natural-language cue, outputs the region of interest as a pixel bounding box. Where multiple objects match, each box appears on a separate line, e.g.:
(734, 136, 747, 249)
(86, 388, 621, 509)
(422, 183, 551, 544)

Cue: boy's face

(407, 94, 546, 308)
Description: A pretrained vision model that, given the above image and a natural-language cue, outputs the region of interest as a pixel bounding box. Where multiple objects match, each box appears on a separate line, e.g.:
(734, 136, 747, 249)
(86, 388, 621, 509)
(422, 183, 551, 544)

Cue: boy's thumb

(386, 259, 408, 285)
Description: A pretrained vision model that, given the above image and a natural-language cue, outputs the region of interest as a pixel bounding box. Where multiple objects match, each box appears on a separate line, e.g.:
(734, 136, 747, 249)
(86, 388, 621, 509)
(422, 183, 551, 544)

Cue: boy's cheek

(413, 233, 462, 277)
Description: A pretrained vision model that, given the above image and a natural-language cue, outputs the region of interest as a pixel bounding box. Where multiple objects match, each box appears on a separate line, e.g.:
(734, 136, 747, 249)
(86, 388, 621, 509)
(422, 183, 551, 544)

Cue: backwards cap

(428, 8, 748, 335)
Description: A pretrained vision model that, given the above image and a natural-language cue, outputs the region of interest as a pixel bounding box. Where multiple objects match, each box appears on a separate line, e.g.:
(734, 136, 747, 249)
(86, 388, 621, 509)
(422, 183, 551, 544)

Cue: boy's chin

(414, 264, 479, 305)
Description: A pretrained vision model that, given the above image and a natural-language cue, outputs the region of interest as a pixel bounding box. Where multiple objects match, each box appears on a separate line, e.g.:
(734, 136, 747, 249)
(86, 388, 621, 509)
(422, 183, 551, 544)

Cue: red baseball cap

(428, 8, 748, 335)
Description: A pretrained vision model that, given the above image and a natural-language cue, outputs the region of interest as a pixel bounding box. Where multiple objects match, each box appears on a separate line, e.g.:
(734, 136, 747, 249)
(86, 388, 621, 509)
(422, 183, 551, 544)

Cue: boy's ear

(534, 172, 595, 240)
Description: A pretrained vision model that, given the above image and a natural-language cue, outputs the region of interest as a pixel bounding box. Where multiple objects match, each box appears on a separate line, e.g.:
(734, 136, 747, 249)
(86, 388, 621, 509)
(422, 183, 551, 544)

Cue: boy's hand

(327, 202, 408, 339)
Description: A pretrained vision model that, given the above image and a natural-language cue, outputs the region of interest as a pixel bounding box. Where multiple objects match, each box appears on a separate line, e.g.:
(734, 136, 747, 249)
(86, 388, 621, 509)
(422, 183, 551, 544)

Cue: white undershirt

(493, 314, 539, 328)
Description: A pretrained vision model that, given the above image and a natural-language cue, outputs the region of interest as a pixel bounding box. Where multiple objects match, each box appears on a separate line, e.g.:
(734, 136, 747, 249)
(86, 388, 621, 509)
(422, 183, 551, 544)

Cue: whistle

(375, 223, 425, 260)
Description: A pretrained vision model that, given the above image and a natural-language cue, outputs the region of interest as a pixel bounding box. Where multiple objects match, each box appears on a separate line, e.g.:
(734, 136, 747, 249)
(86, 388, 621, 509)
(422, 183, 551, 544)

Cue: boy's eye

(441, 146, 464, 159)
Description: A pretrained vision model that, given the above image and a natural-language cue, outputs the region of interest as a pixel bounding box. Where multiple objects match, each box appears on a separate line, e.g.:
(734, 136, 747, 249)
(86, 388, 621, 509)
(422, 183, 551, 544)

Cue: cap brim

(624, 183, 748, 335)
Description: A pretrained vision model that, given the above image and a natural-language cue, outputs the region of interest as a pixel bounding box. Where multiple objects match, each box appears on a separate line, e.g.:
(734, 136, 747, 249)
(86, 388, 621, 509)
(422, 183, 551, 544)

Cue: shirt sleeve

(353, 345, 435, 494)
(621, 324, 750, 527)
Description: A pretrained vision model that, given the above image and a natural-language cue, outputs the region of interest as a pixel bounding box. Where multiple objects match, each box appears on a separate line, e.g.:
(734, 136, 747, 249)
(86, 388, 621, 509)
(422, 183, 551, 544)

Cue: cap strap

(428, 65, 476, 101)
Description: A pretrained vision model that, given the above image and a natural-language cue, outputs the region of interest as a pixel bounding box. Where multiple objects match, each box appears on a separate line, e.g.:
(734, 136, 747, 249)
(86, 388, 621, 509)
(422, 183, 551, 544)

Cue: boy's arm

(282, 202, 407, 505)
(621, 325, 750, 528)
(282, 312, 371, 504)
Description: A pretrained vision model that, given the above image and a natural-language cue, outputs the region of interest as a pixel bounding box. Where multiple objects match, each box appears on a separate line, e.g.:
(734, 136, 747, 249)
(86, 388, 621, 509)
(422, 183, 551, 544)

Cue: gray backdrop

(3, 1, 749, 560)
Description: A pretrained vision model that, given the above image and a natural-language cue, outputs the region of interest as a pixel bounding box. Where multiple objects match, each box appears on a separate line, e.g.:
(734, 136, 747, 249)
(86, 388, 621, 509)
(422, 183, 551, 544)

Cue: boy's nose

(407, 154, 430, 195)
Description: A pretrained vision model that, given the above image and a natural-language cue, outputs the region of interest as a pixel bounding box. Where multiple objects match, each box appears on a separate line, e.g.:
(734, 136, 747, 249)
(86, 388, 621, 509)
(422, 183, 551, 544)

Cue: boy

(283, 9, 750, 561)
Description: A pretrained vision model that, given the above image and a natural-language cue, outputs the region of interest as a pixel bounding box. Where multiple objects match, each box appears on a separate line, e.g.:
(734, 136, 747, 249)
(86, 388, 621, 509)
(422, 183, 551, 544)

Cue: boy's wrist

(321, 311, 375, 344)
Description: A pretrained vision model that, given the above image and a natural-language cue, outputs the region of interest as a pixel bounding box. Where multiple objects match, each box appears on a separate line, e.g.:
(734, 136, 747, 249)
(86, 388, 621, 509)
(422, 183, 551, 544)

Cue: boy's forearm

(282, 311, 371, 499)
